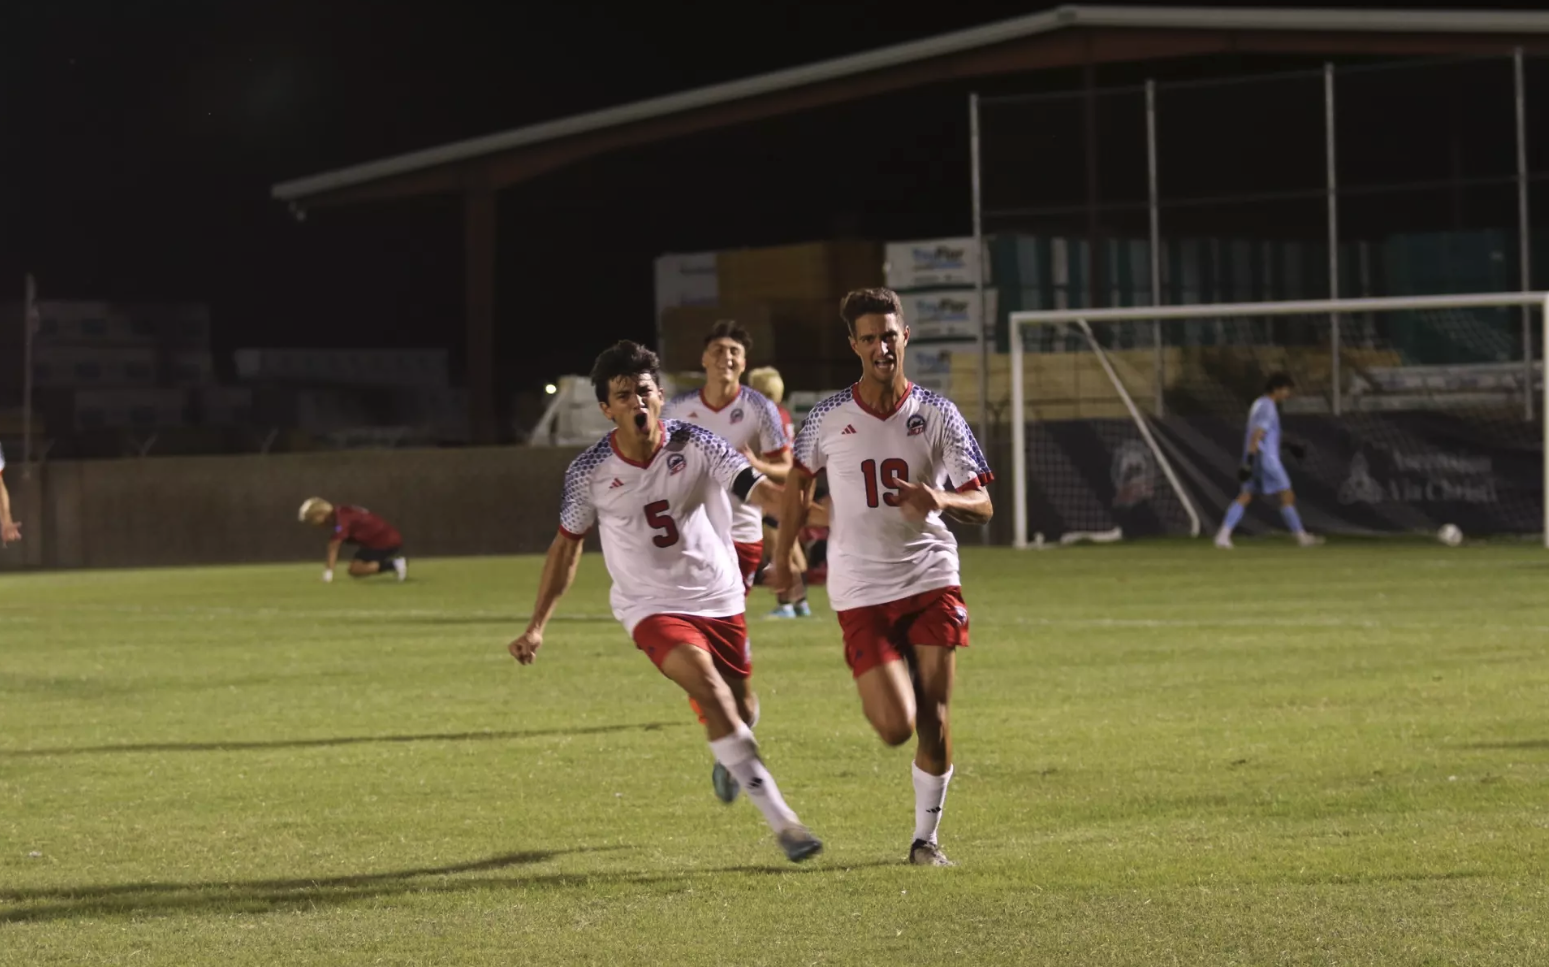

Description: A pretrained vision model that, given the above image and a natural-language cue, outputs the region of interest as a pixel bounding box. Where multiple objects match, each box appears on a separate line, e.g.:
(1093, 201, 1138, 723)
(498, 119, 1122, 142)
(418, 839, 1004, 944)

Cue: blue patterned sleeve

(793, 392, 847, 476)
(935, 399, 993, 491)
(558, 443, 606, 537)
(680, 422, 751, 492)
(752, 390, 790, 455)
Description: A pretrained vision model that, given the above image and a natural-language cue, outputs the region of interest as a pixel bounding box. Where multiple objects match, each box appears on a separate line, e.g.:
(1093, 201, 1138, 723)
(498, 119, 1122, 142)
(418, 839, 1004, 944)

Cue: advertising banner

(1021, 412, 1542, 540)
(884, 237, 987, 290)
(899, 289, 998, 342)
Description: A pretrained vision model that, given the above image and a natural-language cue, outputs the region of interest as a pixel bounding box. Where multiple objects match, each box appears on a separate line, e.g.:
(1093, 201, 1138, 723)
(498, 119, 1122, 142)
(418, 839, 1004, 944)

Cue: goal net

(1006, 292, 1549, 548)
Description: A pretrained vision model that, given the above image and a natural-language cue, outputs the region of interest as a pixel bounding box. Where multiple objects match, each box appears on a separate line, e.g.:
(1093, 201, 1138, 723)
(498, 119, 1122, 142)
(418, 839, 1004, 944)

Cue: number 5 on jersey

(644, 500, 679, 547)
(861, 458, 909, 508)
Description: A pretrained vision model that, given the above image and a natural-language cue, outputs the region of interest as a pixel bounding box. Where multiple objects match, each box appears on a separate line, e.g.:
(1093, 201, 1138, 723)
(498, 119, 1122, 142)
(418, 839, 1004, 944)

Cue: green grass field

(2, 541, 1547, 965)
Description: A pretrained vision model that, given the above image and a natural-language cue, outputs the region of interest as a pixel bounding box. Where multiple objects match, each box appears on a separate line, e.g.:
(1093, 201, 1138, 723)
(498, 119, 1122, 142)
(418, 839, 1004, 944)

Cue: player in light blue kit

(1215, 372, 1322, 549)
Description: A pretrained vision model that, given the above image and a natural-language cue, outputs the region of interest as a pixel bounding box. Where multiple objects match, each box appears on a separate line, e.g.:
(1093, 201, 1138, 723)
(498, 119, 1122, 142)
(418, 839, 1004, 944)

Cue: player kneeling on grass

(774, 287, 995, 867)
(507, 340, 822, 864)
(1215, 371, 1323, 549)
(298, 498, 408, 582)
(0, 443, 21, 546)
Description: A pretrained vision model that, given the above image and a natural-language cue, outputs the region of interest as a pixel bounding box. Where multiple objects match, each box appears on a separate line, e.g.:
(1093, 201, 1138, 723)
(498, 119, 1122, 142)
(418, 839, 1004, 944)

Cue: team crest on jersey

(667, 453, 687, 475)
(729, 407, 744, 425)
(906, 414, 927, 437)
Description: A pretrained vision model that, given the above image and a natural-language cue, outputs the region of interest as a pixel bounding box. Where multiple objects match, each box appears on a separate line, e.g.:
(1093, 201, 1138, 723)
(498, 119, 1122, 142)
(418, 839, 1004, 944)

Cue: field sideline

(2, 542, 1546, 965)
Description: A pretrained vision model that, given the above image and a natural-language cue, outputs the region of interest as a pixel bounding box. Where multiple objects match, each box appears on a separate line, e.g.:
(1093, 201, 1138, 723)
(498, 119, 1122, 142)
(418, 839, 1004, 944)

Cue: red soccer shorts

(733, 541, 762, 595)
(836, 585, 970, 679)
(632, 613, 752, 680)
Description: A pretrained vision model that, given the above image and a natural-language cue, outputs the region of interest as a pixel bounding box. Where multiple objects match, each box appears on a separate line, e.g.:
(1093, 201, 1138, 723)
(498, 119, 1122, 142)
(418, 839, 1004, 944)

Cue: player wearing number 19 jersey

(774, 287, 994, 867)
(507, 340, 821, 863)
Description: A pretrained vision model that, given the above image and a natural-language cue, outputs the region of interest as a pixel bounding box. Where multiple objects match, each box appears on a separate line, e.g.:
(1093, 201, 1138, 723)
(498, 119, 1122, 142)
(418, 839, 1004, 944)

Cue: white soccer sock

(912, 762, 954, 845)
(709, 723, 799, 833)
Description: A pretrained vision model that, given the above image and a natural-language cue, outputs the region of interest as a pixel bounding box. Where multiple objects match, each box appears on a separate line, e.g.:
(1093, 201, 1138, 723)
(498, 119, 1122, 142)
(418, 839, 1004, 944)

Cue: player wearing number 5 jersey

(508, 340, 821, 863)
(773, 287, 993, 867)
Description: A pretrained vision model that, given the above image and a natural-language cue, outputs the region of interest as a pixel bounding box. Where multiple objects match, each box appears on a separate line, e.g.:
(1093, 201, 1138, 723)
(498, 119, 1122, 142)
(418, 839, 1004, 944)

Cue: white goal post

(1007, 291, 1549, 550)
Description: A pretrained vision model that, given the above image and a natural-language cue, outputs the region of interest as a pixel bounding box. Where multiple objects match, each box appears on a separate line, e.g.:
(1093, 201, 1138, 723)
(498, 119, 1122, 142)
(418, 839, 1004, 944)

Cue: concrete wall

(0, 446, 588, 571)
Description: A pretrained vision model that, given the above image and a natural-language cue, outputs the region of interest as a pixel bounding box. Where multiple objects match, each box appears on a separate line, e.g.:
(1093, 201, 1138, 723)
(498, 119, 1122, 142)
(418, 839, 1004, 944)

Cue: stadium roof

(272, 4, 1549, 207)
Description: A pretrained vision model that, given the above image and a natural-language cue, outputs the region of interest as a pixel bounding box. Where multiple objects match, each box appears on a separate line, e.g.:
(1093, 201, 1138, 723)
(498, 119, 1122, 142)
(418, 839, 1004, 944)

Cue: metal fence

(971, 53, 1549, 425)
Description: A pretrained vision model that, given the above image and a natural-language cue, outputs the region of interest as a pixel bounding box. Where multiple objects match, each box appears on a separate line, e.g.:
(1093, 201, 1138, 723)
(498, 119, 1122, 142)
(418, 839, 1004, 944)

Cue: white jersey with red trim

(662, 385, 789, 543)
(559, 420, 753, 634)
(792, 382, 993, 611)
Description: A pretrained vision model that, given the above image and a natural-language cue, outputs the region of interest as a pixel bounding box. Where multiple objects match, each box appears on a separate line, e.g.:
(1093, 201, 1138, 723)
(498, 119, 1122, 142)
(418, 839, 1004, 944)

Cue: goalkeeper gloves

(1237, 454, 1256, 483)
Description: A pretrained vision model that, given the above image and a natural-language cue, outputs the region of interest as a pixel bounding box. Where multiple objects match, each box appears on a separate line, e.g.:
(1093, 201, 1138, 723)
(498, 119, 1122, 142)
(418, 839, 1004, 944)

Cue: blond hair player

(747, 366, 811, 618)
(298, 497, 408, 582)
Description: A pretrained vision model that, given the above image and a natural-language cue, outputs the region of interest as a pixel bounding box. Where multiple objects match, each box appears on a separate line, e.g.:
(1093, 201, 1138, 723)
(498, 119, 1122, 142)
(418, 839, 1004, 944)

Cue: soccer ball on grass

(1436, 523, 1463, 547)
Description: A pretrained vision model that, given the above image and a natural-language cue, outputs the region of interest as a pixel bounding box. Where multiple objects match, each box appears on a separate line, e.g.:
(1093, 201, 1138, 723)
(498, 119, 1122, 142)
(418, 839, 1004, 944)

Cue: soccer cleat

(794, 599, 812, 618)
(712, 761, 740, 804)
(778, 826, 824, 863)
(1296, 532, 1325, 548)
(767, 603, 797, 619)
(909, 839, 956, 866)
(1214, 532, 1234, 550)
(392, 557, 409, 581)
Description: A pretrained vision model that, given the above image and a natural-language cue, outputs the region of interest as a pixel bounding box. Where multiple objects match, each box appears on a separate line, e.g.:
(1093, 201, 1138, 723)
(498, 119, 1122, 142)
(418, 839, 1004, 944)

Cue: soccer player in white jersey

(772, 287, 994, 867)
(661, 320, 792, 593)
(507, 340, 822, 863)
(1215, 371, 1322, 549)
(0, 444, 20, 545)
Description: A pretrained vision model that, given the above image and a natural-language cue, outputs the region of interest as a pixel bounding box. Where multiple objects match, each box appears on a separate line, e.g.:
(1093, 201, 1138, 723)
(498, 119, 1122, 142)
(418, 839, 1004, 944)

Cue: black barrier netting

(1019, 406, 1542, 541)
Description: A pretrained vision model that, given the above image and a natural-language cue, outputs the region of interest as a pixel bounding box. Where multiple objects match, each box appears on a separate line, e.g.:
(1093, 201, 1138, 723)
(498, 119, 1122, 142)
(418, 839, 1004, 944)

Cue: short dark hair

(839, 287, 904, 334)
(1266, 371, 1295, 393)
(703, 319, 752, 352)
(590, 340, 662, 403)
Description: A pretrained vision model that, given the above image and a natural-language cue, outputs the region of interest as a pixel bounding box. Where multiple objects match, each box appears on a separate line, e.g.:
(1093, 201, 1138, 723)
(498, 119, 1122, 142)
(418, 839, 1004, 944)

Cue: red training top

(777, 405, 795, 447)
(334, 505, 402, 550)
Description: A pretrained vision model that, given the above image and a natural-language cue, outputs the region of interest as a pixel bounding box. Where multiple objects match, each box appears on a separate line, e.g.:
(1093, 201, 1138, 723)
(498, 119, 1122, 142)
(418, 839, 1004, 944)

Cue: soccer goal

(1007, 292, 1549, 549)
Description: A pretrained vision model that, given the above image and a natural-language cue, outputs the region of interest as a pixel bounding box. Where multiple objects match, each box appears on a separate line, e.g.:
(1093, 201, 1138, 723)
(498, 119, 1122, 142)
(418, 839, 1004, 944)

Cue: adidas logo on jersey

(609, 478, 625, 489)
(841, 424, 858, 435)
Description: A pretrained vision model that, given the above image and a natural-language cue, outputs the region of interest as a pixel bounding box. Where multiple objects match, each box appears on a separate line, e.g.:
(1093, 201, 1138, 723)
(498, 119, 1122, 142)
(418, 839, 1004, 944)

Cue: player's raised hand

(508, 629, 544, 665)
(894, 478, 943, 523)
(1, 520, 20, 545)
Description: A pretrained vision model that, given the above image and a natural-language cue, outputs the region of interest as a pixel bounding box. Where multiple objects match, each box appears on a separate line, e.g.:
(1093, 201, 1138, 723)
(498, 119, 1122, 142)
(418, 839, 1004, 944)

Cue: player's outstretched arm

(772, 465, 815, 593)
(509, 531, 585, 665)
(0, 474, 19, 545)
(323, 538, 343, 582)
(740, 447, 794, 483)
(895, 478, 993, 525)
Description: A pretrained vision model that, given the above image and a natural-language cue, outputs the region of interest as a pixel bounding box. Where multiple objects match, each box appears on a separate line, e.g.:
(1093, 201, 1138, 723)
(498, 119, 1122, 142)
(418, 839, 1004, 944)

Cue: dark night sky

(5, 0, 1548, 404)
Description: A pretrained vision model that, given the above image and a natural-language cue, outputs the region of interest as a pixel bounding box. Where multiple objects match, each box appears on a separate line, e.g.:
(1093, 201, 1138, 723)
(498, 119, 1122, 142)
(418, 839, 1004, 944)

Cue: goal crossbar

(1007, 291, 1549, 549)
